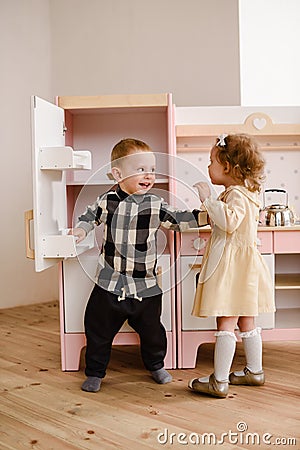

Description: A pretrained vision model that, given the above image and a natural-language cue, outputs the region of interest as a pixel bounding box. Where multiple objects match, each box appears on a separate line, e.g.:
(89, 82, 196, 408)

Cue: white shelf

(275, 274, 300, 289)
(41, 231, 94, 258)
(39, 146, 92, 170)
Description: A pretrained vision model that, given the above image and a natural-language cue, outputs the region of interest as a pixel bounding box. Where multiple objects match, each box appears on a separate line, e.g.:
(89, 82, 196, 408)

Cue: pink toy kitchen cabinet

(175, 105, 300, 368)
(25, 94, 177, 370)
(176, 230, 275, 368)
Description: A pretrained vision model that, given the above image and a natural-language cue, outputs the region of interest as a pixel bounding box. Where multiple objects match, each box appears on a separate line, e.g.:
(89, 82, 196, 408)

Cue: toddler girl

(189, 133, 275, 398)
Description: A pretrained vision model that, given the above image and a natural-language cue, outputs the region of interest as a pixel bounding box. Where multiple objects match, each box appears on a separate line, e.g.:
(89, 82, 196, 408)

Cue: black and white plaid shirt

(77, 185, 207, 299)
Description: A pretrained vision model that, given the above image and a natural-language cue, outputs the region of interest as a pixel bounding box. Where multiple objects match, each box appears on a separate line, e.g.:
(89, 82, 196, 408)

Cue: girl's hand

(193, 182, 211, 203)
(68, 228, 87, 244)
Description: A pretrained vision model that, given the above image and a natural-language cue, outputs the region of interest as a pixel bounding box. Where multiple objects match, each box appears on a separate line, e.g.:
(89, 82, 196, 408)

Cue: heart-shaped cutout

(253, 117, 267, 130)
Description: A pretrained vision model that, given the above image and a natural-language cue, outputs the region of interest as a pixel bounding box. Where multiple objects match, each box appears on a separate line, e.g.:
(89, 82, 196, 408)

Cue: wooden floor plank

(0, 413, 83, 450)
(0, 301, 299, 449)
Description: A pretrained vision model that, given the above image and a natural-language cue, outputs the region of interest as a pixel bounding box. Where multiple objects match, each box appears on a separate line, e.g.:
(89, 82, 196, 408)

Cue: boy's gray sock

(151, 368, 172, 384)
(81, 376, 102, 392)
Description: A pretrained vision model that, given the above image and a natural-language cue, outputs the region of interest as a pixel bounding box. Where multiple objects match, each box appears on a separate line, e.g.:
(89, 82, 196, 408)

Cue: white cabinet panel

(180, 254, 275, 330)
(181, 256, 216, 330)
(31, 96, 66, 271)
(257, 254, 275, 329)
(63, 253, 172, 333)
(31, 96, 93, 271)
(158, 254, 172, 331)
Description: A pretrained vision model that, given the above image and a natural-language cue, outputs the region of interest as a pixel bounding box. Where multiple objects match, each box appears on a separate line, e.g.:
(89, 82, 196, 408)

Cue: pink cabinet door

(274, 231, 300, 253)
(181, 230, 273, 256)
(257, 231, 273, 254)
(180, 231, 210, 256)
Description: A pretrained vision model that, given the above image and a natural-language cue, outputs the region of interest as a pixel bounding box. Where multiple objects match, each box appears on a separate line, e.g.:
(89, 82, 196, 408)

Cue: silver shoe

(229, 367, 265, 386)
(188, 373, 228, 398)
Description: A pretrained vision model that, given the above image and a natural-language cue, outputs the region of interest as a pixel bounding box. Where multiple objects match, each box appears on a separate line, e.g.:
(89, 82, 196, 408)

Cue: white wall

(0, 0, 58, 308)
(239, 0, 300, 106)
(0, 0, 240, 308)
(49, 0, 240, 106)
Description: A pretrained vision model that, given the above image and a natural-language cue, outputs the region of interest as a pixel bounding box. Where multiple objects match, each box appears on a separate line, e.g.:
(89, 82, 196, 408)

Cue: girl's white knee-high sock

(214, 331, 237, 382)
(199, 331, 237, 383)
(239, 327, 263, 374)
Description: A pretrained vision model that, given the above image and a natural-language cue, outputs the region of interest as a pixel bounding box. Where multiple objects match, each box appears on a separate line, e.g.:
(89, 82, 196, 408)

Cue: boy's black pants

(84, 284, 167, 378)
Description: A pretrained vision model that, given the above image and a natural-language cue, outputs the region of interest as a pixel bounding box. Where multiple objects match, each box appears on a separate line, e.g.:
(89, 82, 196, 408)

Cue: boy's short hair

(111, 138, 152, 166)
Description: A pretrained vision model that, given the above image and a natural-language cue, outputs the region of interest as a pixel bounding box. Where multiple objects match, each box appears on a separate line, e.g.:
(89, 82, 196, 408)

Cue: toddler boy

(71, 138, 207, 392)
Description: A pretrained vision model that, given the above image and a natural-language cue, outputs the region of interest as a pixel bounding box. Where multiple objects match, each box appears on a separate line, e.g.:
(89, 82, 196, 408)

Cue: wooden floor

(0, 302, 299, 450)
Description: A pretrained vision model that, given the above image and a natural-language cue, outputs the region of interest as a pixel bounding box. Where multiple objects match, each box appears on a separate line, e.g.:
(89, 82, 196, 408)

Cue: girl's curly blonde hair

(215, 133, 265, 192)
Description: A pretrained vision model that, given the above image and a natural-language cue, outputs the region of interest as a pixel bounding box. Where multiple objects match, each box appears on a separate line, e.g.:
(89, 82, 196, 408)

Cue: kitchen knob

(193, 237, 206, 251)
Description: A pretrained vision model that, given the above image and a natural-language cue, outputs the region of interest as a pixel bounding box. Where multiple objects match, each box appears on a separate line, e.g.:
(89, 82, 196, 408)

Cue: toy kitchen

(25, 94, 300, 371)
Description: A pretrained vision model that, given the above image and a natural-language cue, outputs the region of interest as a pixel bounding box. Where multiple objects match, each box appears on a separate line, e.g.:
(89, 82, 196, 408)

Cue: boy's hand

(68, 228, 86, 244)
(193, 182, 211, 203)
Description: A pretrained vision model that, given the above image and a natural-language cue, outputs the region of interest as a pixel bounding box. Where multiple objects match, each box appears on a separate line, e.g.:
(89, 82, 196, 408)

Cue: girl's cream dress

(192, 186, 275, 317)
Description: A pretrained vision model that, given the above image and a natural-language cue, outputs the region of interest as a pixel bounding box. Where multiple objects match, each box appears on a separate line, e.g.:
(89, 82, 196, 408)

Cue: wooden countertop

(182, 225, 300, 233)
(258, 225, 300, 231)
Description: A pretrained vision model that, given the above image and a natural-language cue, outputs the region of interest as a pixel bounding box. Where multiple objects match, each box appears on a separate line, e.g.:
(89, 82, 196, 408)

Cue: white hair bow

(216, 134, 228, 147)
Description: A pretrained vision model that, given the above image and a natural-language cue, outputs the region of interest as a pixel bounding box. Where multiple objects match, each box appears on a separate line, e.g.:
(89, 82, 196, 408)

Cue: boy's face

(112, 150, 156, 195)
